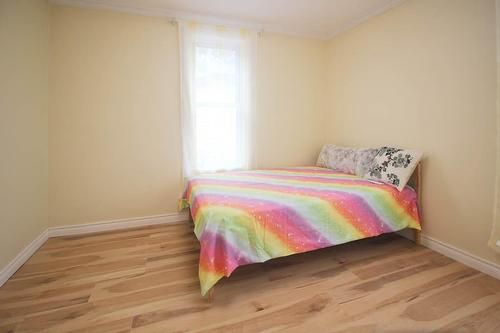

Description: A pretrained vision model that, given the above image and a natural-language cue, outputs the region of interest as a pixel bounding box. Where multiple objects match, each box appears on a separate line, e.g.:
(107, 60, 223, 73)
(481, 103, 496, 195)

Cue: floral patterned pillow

(317, 144, 358, 174)
(317, 145, 379, 176)
(355, 148, 379, 176)
(364, 147, 422, 191)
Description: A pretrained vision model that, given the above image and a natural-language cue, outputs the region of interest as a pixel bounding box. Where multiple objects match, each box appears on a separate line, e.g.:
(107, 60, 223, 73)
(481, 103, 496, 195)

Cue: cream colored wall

(256, 33, 326, 167)
(0, 0, 50, 268)
(50, 6, 183, 226)
(49, 6, 326, 226)
(489, 0, 500, 253)
(325, 0, 499, 263)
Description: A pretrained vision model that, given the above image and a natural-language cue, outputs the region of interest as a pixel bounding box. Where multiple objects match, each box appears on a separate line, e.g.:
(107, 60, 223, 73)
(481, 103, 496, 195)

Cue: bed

(180, 165, 422, 300)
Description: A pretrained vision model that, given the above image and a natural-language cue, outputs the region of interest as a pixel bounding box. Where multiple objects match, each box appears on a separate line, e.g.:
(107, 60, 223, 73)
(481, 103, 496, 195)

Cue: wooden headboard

(407, 162, 422, 244)
(407, 162, 422, 203)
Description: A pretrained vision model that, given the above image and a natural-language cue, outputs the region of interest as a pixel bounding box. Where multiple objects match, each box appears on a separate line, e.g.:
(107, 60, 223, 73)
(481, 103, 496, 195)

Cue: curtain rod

(168, 17, 264, 35)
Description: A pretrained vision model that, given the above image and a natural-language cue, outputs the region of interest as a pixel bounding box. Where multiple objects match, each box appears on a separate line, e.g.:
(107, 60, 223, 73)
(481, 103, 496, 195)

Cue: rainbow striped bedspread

(180, 167, 421, 295)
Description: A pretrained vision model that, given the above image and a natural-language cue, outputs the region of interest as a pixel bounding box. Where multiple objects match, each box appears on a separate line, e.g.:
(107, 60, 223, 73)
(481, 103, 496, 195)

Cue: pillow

(364, 147, 422, 191)
(354, 148, 379, 176)
(317, 144, 358, 174)
(317, 144, 379, 176)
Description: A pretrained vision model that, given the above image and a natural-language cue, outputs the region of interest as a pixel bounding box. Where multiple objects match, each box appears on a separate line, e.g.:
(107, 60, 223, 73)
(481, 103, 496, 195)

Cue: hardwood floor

(1, 222, 500, 333)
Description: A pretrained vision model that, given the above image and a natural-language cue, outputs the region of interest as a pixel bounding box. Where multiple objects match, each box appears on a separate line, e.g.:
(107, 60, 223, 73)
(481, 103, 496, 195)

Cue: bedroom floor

(1, 223, 500, 333)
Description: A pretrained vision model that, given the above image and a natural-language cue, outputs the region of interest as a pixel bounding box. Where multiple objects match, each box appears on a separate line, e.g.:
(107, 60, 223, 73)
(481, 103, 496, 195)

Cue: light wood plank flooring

(1, 222, 500, 333)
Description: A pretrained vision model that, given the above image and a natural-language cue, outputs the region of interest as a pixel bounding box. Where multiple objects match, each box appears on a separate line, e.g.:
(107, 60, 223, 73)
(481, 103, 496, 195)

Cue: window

(194, 45, 241, 172)
(178, 23, 257, 178)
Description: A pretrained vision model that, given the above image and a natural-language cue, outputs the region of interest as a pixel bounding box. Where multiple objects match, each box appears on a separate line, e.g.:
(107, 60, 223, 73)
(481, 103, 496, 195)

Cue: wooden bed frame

(198, 163, 423, 303)
(407, 162, 423, 245)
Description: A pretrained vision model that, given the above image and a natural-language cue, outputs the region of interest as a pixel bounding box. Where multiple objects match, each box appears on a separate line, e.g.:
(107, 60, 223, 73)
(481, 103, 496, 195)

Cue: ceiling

(52, 0, 406, 39)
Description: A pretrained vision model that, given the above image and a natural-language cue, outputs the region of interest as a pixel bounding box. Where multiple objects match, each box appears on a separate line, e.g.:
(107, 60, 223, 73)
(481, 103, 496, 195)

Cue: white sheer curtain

(178, 22, 258, 179)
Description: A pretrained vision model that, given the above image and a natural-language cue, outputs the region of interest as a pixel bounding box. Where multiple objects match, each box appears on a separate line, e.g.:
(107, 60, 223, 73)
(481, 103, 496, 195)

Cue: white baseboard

(421, 234, 500, 280)
(48, 212, 189, 237)
(0, 229, 50, 286)
(3, 215, 499, 289)
(0, 212, 189, 287)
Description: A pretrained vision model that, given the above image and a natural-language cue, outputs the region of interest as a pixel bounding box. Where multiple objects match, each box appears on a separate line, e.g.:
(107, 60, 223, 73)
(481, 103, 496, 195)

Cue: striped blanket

(180, 167, 421, 295)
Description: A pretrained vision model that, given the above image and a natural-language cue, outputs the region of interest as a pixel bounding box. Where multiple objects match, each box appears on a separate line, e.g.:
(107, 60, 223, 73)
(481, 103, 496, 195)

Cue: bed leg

(414, 229, 422, 245)
(207, 288, 214, 303)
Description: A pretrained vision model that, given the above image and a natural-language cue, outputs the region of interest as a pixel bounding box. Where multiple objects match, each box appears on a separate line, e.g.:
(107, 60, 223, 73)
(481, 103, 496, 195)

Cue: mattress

(180, 167, 421, 295)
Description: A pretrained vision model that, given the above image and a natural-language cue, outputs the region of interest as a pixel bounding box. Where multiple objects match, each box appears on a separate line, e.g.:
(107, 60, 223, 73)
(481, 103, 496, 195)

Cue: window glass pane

(195, 106, 238, 171)
(195, 46, 238, 105)
(194, 45, 240, 172)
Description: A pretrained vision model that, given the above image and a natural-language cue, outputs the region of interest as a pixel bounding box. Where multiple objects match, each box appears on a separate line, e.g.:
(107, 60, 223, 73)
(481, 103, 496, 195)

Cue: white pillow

(355, 148, 379, 176)
(363, 147, 422, 191)
(317, 144, 357, 174)
(317, 144, 379, 176)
